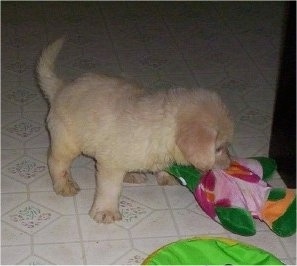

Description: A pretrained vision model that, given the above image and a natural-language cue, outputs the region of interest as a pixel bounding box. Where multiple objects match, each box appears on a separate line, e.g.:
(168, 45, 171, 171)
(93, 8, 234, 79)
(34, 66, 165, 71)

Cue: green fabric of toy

(166, 157, 296, 237)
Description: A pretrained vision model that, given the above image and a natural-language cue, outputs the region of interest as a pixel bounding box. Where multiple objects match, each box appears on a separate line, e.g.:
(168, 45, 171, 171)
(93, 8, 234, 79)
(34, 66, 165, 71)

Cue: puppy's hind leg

(89, 163, 125, 223)
(48, 139, 80, 196)
(123, 172, 148, 184)
(156, 171, 179, 186)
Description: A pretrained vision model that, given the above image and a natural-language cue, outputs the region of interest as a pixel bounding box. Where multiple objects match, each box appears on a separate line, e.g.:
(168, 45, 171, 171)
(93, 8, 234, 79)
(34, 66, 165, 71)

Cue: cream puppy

(37, 38, 233, 224)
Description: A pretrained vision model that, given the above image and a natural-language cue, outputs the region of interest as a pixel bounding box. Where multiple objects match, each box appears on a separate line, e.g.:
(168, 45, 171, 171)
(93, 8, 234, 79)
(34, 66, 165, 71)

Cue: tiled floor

(1, 1, 296, 265)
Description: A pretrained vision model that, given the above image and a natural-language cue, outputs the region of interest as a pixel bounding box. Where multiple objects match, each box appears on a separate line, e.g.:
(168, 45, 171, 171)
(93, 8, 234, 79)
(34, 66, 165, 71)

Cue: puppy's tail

(37, 37, 65, 103)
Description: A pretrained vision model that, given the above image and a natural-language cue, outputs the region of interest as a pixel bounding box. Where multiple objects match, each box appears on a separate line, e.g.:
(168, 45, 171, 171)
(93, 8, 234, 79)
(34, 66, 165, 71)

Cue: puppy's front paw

(89, 208, 122, 224)
(53, 178, 80, 196)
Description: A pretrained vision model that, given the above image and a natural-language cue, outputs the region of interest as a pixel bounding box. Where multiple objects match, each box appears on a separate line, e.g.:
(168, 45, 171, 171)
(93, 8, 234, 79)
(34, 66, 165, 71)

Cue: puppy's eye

(216, 146, 223, 154)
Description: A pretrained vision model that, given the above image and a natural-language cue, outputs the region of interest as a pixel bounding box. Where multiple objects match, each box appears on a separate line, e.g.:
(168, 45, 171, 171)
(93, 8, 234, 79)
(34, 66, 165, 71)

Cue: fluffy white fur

(37, 38, 234, 223)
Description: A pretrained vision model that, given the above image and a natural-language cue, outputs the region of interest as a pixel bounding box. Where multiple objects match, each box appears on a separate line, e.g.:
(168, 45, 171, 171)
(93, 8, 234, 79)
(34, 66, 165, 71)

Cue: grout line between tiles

(161, 187, 181, 238)
(279, 237, 297, 264)
(3, 236, 171, 248)
(73, 195, 87, 265)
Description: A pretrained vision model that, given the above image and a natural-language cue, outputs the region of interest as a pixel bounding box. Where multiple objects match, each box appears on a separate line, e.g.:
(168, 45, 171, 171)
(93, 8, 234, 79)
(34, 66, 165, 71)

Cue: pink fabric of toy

(194, 159, 271, 221)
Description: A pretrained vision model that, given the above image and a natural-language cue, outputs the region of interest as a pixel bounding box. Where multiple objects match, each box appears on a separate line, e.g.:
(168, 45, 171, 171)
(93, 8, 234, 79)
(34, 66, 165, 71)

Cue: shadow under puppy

(37, 38, 234, 224)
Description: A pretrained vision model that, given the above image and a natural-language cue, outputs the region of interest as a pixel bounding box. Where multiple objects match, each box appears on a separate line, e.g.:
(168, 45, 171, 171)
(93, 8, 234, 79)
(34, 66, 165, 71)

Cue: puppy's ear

(176, 121, 217, 171)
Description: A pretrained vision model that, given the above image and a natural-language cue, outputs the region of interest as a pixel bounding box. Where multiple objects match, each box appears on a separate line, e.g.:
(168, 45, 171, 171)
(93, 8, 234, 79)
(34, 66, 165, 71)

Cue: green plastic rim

(142, 237, 284, 265)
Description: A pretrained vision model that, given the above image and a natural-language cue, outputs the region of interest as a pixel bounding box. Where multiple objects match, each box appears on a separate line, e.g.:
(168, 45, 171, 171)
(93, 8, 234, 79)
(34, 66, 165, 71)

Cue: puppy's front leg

(89, 164, 124, 223)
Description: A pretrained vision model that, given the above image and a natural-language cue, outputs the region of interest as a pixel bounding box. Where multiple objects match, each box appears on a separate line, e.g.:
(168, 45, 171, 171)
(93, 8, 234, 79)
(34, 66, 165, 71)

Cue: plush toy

(166, 157, 296, 237)
(142, 237, 284, 265)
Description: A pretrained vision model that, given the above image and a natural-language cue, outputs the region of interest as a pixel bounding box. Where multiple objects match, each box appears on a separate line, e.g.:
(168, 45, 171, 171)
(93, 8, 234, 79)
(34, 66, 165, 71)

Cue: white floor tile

(1, 222, 31, 246)
(34, 243, 84, 265)
(163, 185, 196, 209)
(74, 189, 95, 214)
(2, 200, 60, 235)
(173, 209, 227, 236)
(1, 245, 31, 265)
(117, 196, 153, 229)
(1, 100, 22, 113)
(18, 255, 53, 265)
(23, 97, 48, 113)
(2, 156, 48, 185)
(130, 210, 178, 238)
(122, 186, 169, 210)
(84, 240, 131, 265)
(1, 193, 28, 215)
(133, 236, 179, 255)
(79, 215, 129, 241)
(33, 216, 80, 244)
(280, 234, 296, 258)
(30, 191, 76, 215)
(230, 231, 289, 260)
(29, 173, 54, 192)
(25, 130, 50, 149)
(1, 175, 27, 193)
(114, 249, 147, 265)
(71, 167, 96, 189)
